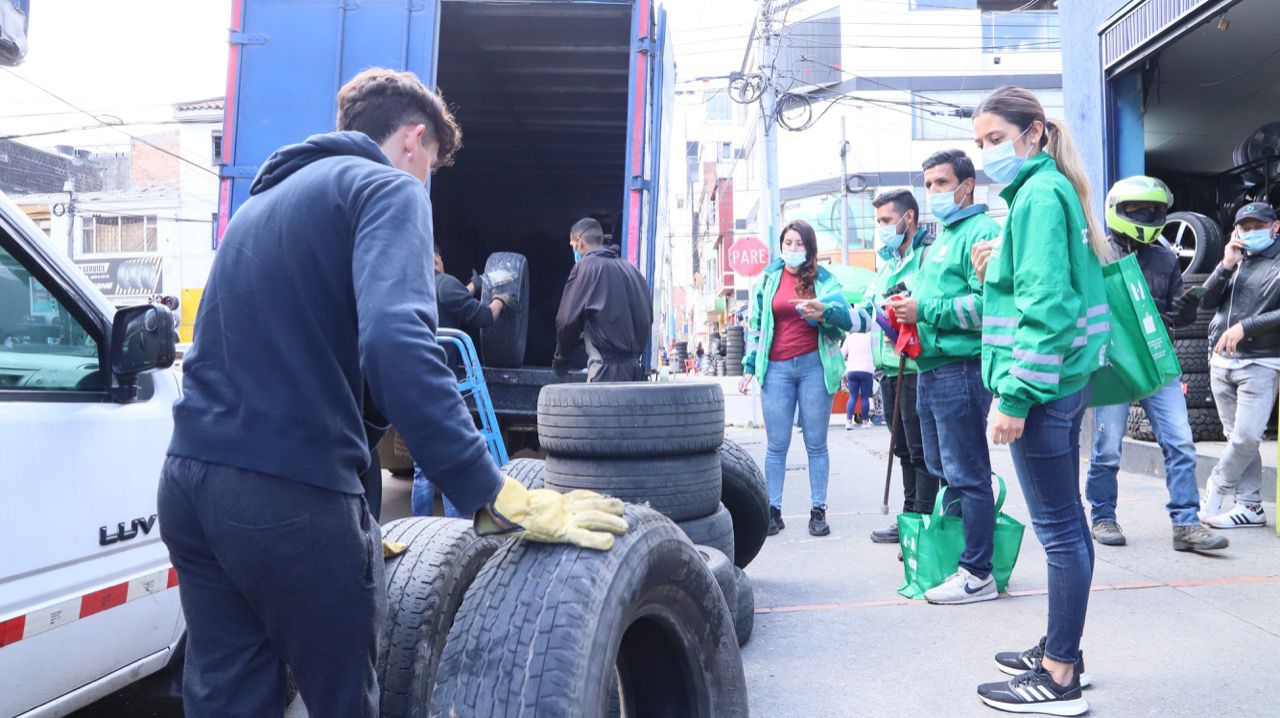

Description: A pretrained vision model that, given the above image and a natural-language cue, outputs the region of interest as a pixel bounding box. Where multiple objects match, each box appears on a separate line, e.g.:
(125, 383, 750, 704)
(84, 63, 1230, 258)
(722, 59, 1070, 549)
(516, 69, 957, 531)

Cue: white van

(0, 189, 184, 716)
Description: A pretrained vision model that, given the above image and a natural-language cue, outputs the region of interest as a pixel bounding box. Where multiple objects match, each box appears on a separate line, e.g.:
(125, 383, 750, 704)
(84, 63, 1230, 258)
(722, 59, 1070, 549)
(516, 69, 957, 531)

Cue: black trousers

(880, 372, 941, 514)
(159, 456, 385, 718)
(588, 358, 645, 382)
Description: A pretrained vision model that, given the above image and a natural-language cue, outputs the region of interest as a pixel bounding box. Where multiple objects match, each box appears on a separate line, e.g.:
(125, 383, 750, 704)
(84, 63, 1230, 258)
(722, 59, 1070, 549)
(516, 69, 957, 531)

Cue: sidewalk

(734, 423, 1279, 717)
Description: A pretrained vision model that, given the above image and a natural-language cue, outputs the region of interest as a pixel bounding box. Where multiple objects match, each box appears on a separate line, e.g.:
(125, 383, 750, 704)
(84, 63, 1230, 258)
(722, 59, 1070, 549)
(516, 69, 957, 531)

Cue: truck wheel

(1174, 337, 1210, 374)
(537, 382, 725, 457)
(1182, 372, 1215, 409)
(733, 568, 755, 648)
(501, 457, 546, 490)
(678, 504, 735, 562)
(1162, 212, 1223, 276)
(544, 451, 721, 522)
(696, 545, 738, 626)
(377, 517, 503, 718)
(1188, 406, 1225, 442)
(430, 506, 749, 718)
(480, 252, 530, 368)
(718, 439, 769, 568)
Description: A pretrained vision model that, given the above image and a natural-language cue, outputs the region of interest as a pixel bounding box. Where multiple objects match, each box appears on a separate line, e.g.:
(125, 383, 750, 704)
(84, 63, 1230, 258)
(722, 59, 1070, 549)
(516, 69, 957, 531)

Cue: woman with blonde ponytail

(968, 86, 1109, 716)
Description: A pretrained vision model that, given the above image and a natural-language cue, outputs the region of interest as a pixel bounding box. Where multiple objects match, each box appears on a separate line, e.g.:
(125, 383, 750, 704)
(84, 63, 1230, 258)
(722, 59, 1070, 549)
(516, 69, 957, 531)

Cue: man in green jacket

(889, 149, 1001, 604)
(865, 189, 939, 546)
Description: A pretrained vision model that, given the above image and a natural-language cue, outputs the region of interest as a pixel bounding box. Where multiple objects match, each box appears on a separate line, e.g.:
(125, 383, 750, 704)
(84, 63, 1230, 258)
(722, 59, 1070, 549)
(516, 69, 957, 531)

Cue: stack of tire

(536, 382, 769, 648)
(672, 341, 689, 373)
(1127, 270, 1225, 442)
(724, 325, 745, 377)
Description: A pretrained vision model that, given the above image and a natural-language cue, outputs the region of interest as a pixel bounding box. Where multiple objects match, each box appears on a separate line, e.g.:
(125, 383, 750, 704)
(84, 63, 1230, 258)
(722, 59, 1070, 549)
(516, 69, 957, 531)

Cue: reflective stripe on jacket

(915, 205, 1001, 372)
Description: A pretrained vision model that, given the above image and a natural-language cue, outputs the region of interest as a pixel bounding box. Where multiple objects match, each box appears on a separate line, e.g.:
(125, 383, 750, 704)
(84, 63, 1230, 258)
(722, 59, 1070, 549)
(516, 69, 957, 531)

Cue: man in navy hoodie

(159, 69, 626, 717)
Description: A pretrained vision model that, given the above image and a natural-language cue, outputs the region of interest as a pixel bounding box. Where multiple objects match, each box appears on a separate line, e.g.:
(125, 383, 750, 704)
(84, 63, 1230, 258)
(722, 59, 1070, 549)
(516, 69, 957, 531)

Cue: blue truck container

(217, 0, 674, 454)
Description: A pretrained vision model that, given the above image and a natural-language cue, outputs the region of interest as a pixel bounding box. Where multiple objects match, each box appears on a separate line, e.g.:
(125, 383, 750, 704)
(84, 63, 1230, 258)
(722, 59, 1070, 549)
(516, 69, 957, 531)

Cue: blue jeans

(762, 351, 834, 509)
(917, 359, 995, 579)
(412, 462, 463, 518)
(1087, 378, 1201, 526)
(845, 370, 873, 421)
(1008, 388, 1094, 666)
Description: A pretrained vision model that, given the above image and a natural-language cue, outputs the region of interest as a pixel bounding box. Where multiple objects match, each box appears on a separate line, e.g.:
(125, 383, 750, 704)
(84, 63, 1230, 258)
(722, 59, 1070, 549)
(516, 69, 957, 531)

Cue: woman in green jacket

(739, 220, 862, 537)
(970, 87, 1110, 717)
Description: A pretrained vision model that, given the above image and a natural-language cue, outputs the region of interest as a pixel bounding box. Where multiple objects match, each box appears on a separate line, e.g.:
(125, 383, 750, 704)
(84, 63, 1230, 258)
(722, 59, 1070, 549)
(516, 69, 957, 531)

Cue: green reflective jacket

(981, 153, 1110, 418)
(863, 227, 931, 377)
(915, 206, 1002, 372)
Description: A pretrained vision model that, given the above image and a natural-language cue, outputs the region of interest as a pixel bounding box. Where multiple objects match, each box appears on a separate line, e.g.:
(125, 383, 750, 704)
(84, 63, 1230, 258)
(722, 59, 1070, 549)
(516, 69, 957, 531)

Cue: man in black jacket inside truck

(1198, 201, 1280, 530)
(554, 217, 653, 382)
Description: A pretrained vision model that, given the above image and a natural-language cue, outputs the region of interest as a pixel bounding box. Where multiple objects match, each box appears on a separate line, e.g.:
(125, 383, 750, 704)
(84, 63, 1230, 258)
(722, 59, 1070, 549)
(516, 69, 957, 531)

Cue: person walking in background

(1085, 176, 1228, 552)
(887, 148, 1002, 605)
(864, 189, 938, 547)
(971, 86, 1108, 716)
(1199, 201, 1280, 529)
(739, 219, 861, 537)
(842, 331, 874, 429)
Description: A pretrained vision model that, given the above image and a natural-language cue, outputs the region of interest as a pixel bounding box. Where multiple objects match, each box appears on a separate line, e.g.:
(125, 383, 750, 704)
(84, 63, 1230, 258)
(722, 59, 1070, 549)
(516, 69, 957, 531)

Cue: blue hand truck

(437, 328, 509, 467)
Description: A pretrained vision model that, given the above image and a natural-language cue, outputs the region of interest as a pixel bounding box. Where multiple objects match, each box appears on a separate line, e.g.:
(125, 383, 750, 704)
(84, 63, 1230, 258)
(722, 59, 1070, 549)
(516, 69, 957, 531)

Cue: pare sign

(727, 236, 770, 276)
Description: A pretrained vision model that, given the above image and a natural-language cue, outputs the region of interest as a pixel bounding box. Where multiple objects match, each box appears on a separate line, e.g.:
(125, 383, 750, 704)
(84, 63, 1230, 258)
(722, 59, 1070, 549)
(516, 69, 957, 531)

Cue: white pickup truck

(0, 190, 185, 716)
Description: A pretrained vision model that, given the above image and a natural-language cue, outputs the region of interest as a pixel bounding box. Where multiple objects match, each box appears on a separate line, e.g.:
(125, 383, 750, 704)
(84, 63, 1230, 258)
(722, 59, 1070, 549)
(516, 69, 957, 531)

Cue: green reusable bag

(1089, 254, 1182, 407)
(898, 475, 1026, 599)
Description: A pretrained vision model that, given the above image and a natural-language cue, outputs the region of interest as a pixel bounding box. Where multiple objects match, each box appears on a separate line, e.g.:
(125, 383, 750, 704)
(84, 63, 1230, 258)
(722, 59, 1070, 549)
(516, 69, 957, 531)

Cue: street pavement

(734, 422, 1280, 718)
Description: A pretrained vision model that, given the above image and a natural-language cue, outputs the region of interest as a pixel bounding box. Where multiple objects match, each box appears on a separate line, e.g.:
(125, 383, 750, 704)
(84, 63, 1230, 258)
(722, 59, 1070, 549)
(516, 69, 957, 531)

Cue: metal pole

(840, 115, 849, 265)
(759, 0, 782, 260)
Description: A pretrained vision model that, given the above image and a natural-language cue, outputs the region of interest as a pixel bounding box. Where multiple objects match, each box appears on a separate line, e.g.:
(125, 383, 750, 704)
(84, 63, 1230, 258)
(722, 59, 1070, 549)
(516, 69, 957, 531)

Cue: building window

(82, 215, 159, 254)
(211, 131, 224, 166)
(720, 142, 732, 161)
(912, 89, 1064, 140)
(706, 92, 733, 123)
(980, 1, 1058, 52)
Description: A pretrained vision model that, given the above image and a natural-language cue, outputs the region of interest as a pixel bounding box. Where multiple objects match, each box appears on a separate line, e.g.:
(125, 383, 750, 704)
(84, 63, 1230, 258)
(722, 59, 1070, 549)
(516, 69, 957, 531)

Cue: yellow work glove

(382, 539, 408, 558)
(475, 477, 629, 550)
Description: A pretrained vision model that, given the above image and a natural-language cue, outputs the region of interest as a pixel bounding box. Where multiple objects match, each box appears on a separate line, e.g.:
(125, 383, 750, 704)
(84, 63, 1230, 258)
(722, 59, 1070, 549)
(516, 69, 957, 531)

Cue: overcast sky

(0, 0, 753, 152)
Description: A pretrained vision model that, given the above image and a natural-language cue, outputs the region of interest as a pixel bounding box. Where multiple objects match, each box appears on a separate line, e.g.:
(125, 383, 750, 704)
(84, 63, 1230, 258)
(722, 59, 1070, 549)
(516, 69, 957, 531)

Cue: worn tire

(501, 457, 545, 490)
(430, 506, 749, 718)
(1162, 211, 1224, 276)
(718, 439, 769, 568)
(733, 568, 755, 647)
(1182, 372, 1215, 409)
(537, 382, 725, 457)
(479, 252, 530, 368)
(1188, 406, 1225, 442)
(1174, 337, 1210, 374)
(696, 545, 738, 629)
(678, 504, 736, 561)
(377, 518, 503, 718)
(544, 451, 722, 522)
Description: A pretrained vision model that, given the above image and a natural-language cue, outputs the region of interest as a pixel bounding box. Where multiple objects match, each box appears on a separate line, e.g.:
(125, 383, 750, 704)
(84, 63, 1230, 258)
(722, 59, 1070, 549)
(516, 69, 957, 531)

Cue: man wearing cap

(1199, 201, 1280, 529)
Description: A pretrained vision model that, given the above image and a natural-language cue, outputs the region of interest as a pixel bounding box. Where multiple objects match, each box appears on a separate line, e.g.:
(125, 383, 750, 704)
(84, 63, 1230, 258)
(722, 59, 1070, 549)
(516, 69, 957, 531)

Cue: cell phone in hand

(1186, 286, 1209, 300)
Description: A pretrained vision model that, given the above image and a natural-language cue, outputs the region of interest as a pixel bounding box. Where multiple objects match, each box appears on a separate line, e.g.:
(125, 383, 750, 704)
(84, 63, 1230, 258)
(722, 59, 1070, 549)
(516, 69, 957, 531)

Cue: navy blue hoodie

(169, 132, 501, 511)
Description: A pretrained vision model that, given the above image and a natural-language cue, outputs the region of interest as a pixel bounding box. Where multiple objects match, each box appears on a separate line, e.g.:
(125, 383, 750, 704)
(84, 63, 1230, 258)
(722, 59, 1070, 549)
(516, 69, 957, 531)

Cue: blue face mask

(782, 250, 807, 269)
(1240, 228, 1275, 254)
(876, 219, 906, 260)
(928, 186, 967, 223)
(981, 126, 1032, 184)
(572, 247, 582, 263)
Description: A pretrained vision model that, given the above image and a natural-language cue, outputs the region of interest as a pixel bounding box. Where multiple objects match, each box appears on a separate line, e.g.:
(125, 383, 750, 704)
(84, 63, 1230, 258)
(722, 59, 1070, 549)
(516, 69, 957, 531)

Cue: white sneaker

(1198, 490, 1225, 523)
(924, 566, 998, 605)
(1204, 504, 1266, 529)
(845, 420, 854, 431)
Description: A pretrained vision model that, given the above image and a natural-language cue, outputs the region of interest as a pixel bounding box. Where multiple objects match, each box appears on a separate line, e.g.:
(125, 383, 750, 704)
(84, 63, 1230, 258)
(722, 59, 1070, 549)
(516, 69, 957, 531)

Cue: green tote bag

(1089, 253, 1182, 407)
(898, 475, 1026, 600)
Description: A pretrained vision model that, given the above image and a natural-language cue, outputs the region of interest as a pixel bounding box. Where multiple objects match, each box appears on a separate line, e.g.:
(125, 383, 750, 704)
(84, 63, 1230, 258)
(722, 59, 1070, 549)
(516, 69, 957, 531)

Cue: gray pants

(1207, 362, 1279, 506)
(584, 333, 643, 382)
(159, 456, 385, 718)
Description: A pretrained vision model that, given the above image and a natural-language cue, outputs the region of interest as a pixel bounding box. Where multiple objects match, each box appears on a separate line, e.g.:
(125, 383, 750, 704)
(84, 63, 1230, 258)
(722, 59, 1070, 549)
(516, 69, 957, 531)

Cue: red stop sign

(728, 236, 770, 276)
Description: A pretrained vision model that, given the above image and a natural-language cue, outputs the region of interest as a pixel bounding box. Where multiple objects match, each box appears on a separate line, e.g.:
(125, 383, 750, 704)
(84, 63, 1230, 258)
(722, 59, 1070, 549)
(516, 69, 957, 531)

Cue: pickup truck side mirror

(109, 304, 177, 401)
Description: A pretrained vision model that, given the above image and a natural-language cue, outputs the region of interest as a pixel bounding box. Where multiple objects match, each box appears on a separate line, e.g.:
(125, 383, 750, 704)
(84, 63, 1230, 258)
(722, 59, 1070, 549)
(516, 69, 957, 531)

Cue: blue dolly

(437, 328, 509, 467)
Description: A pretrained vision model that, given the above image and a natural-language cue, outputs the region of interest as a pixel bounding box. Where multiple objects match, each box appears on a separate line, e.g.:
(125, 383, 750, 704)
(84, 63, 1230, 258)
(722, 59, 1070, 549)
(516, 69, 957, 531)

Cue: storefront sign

(73, 256, 163, 303)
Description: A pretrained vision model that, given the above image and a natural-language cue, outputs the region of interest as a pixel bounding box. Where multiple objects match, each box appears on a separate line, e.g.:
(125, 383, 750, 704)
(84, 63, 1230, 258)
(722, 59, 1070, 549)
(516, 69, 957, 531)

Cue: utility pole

(840, 115, 849, 265)
(63, 179, 76, 258)
(757, 0, 782, 259)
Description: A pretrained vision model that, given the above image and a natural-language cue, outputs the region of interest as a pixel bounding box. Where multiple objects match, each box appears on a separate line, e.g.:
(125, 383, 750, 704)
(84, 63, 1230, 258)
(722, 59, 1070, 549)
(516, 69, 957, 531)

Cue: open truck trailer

(218, 0, 674, 456)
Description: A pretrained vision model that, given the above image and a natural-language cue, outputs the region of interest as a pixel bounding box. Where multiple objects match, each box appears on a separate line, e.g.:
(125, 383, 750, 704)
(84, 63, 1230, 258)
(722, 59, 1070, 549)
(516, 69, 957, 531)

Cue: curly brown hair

(780, 220, 818, 299)
(336, 68, 462, 168)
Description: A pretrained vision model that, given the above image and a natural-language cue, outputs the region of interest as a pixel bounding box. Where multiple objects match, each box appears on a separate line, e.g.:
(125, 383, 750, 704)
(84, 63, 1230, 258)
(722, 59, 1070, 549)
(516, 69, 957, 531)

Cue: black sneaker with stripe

(995, 636, 1092, 687)
(977, 664, 1088, 716)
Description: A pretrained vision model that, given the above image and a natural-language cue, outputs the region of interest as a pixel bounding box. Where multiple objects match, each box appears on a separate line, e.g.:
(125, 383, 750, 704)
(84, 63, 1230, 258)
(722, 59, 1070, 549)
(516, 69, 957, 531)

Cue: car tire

(696, 545, 738, 627)
(537, 382, 725, 457)
(1182, 372, 1215, 409)
(1174, 337, 1210, 374)
(1162, 212, 1224, 276)
(377, 517, 503, 718)
(718, 439, 769, 568)
(479, 252, 530, 368)
(501, 457, 546, 490)
(544, 451, 722, 522)
(678, 504, 736, 561)
(430, 506, 748, 718)
(1187, 406, 1225, 442)
(733, 567, 754, 647)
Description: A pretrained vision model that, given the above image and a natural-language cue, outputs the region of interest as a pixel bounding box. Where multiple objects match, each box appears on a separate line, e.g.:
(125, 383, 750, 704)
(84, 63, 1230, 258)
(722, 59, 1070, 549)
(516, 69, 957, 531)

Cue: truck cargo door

(218, 0, 442, 243)
(620, 0, 653, 268)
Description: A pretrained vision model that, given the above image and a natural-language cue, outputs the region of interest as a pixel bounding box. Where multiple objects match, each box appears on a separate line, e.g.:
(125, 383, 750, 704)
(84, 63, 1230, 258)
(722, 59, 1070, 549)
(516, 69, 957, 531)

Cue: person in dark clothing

(160, 69, 626, 718)
(1085, 176, 1227, 552)
(553, 217, 653, 382)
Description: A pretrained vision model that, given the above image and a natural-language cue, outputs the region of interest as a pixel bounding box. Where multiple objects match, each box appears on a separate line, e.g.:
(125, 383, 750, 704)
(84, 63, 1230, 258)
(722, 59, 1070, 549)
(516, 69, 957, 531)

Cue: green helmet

(1105, 175, 1173, 244)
